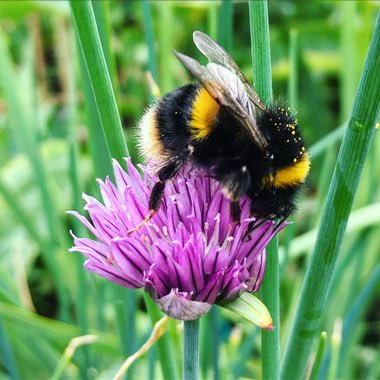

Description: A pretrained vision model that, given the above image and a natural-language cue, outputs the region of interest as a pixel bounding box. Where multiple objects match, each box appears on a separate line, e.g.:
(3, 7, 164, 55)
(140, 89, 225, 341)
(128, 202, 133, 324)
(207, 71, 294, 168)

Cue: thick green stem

(260, 239, 280, 379)
(281, 13, 380, 379)
(249, 2, 279, 379)
(249, 0, 273, 103)
(183, 319, 200, 380)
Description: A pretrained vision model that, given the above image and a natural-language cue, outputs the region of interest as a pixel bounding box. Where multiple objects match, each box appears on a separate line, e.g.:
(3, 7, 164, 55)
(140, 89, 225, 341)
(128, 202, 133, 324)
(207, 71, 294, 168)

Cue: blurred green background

(0, 1, 379, 379)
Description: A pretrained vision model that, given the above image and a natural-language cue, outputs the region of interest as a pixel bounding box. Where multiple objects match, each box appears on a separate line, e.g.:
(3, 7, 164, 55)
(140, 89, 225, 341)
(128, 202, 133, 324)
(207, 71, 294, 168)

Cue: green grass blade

(218, 0, 233, 50)
(207, 2, 218, 41)
(281, 13, 380, 379)
(249, 0, 272, 103)
(68, 140, 92, 372)
(0, 30, 61, 248)
(157, 3, 175, 94)
(200, 308, 220, 379)
(282, 201, 380, 260)
(0, 316, 20, 379)
(77, 40, 113, 180)
(92, 0, 118, 96)
(309, 331, 327, 380)
(0, 27, 70, 321)
(0, 179, 46, 249)
(142, 0, 158, 83)
(309, 123, 346, 159)
(249, 2, 279, 379)
(144, 294, 179, 380)
(338, 264, 380, 376)
(340, 1, 357, 122)
(69, 0, 128, 162)
(288, 29, 298, 109)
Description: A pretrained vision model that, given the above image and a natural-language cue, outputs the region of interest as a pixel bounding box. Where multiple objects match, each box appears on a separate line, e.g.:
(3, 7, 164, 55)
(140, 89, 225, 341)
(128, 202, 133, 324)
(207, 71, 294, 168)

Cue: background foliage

(0, 1, 379, 379)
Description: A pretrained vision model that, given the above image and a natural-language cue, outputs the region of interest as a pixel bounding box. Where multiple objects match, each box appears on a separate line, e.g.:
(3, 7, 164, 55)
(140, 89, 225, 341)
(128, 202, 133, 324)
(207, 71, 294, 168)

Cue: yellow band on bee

(190, 87, 219, 140)
(264, 154, 310, 188)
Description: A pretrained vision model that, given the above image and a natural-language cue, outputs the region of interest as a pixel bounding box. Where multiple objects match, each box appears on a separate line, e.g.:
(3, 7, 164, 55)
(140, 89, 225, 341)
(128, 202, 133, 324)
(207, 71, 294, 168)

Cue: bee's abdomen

(259, 106, 310, 189)
(189, 86, 220, 140)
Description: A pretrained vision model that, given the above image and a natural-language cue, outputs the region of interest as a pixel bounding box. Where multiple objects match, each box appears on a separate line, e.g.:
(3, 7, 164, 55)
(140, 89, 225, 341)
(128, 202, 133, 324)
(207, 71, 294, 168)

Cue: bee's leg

(242, 219, 268, 241)
(149, 160, 183, 210)
(242, 212, 290, 241)
(128, 160, 183, 234)
(230, 200, 241, 224)
(273, 213, 290, 234)
(148, 181, 166, 211)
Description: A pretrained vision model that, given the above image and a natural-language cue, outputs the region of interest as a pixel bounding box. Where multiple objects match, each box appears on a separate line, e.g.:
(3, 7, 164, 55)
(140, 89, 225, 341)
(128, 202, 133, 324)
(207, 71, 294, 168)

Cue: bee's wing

(193, 31, 266, 113)
(173, 50, 268, 151)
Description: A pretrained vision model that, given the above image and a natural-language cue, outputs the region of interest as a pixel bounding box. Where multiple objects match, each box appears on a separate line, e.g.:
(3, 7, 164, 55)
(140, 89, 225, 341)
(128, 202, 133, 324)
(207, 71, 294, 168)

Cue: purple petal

(204, 246, 229, 274)
(195, 271, 224, 304)
(144, 264, 171, 298)
(111, 238, 152, 284)
(84, 260, 141, 288)
(69, 233, 110, 261)
(246, 252, 266, 293)
(220, 261, 250, 300)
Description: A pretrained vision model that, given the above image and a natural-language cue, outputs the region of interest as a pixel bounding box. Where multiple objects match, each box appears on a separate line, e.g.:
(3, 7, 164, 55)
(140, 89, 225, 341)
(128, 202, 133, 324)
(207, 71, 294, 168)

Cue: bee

(133, 31, 310, 233)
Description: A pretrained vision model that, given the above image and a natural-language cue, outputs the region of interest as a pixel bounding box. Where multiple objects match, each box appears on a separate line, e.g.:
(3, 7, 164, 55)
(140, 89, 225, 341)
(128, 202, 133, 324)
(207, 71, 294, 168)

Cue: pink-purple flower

(69, 158, 284, 320)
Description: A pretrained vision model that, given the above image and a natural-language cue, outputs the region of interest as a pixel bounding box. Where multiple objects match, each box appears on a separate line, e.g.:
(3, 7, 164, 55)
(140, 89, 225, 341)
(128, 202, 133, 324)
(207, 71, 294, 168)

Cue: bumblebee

(136, 31, 310, 230)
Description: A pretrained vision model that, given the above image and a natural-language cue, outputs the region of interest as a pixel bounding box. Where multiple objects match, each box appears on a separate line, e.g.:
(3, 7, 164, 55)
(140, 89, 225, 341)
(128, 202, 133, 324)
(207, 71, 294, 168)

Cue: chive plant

(1, 2, 379, 379)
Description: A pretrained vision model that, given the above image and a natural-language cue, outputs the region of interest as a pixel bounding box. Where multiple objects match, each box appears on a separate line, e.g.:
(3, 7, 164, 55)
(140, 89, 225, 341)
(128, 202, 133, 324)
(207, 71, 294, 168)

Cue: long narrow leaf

(69, 0, 128, 162)
(281, 13, 380, 379)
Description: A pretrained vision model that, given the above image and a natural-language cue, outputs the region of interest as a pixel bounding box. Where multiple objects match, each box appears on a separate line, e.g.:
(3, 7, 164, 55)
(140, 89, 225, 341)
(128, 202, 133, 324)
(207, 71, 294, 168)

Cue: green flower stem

(249, 1, 272, 103)
(281, 13, 380, 380)
(183, 319, 200, 380)
(260, 239, 280, 379)
(249, 2, 279, 379)
(69, 0, 128, 162)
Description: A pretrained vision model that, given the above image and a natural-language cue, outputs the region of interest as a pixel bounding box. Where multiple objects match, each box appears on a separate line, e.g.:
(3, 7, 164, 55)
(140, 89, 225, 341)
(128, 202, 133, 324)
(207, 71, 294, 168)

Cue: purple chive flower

(69, 158, 285, 321)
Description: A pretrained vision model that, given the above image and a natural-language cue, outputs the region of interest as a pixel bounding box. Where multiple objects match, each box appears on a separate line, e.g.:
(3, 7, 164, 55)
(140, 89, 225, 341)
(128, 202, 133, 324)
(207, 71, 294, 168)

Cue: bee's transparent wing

(174, 50, 268, 151)
(193, 31, 266, 113)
